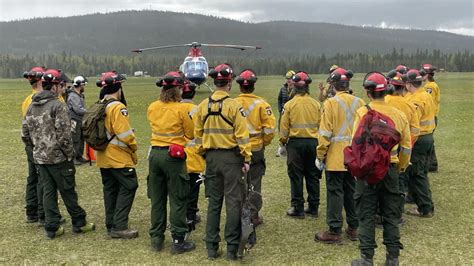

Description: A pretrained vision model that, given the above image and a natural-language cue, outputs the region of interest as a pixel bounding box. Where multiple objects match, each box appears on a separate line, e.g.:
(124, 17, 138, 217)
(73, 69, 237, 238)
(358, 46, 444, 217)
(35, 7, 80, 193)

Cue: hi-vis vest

(317, 91, 365, 171)
(96, 98, 137, 168)
(235, 93, 276, 152)
(405, 89, 436, 135)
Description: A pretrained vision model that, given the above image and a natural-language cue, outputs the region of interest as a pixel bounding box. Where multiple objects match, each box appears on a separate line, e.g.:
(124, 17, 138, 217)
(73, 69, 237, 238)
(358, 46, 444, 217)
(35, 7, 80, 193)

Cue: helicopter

(132, 42, 261, 91)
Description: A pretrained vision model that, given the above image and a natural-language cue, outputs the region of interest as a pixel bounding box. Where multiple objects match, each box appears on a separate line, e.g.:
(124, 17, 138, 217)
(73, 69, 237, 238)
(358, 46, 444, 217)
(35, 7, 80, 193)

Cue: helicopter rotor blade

(201, 44, 262, 50)
(131, 44, 194, 53)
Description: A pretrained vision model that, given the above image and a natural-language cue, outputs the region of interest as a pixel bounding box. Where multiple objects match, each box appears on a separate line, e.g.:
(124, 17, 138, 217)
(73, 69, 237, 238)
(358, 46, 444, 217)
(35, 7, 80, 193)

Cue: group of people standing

(20, 62, 440, 264)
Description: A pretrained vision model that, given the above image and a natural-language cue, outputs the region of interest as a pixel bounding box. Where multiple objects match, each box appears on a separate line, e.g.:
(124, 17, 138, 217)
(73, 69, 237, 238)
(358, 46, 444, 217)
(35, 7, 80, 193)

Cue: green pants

(186, 172, 201, 221)
(100, 168, 138, 231)
(325, 171, 358, 233)
(38, 160, 87, 232)
(287, 138, 321, 212)
(407, 134, 435, 214)
(148, 148, 189, 245)
(25, 145, 44, 218)
(204, 149, 245, 252)
(354, 165, 402, 258)
(429, 117, 438, 170)
(249, 149, 265, 218)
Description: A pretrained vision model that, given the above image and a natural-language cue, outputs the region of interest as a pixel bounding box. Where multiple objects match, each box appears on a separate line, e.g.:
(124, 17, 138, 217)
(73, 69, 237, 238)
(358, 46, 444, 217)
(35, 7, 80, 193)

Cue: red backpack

(343, 105, 401, 184)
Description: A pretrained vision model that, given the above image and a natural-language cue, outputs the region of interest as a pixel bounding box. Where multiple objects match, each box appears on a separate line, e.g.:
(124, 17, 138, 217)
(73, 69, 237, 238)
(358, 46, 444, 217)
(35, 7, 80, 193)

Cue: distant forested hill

(0, 10, 472, 56)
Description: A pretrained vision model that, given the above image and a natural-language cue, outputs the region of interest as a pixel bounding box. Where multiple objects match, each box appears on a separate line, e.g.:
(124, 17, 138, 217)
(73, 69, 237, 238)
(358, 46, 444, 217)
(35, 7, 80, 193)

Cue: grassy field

(0, 72, 473, 264)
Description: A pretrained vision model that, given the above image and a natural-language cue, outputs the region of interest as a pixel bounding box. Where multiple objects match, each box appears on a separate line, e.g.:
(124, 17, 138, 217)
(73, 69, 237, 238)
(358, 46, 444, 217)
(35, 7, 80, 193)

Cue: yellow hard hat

(285, 70, 296, 79)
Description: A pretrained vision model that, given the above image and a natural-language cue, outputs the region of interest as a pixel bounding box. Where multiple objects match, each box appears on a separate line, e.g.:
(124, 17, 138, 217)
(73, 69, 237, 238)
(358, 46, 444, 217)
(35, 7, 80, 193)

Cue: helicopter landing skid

(202, 82, 214, 92)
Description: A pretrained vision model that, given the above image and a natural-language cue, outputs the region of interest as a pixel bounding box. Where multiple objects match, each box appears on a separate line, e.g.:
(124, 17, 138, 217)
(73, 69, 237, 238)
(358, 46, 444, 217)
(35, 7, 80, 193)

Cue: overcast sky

(1, 0, 473, 36)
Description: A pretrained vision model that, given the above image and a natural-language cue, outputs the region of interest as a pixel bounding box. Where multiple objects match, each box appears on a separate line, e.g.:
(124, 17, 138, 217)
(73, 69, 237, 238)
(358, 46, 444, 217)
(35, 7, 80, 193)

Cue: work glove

(277, 145, 287, 157)
(315, 158, 325, 171)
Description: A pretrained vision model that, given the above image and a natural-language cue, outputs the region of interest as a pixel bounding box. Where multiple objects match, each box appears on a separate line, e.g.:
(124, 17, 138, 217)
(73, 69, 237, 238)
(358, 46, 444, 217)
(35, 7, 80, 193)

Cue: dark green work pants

(72, 119, 85, 161)
(249, 149, 265, 218)
(100, 167, 138, 231)
(25, 145, 44, 219)
(287, 138, 321, 212)
(186, 172, 201, 221)
(148, 148, 189, 246)
(325, 171, 358, 233)
(407, 133, 435, 214)
(203, 149, 245, 253)
(38, 160, 87, 233)
(354, 165, 402, 258)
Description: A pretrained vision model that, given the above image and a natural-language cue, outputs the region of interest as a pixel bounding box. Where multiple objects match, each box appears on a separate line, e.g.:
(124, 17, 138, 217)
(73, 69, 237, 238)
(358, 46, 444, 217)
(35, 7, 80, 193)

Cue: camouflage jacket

(21, 90, 74, 164)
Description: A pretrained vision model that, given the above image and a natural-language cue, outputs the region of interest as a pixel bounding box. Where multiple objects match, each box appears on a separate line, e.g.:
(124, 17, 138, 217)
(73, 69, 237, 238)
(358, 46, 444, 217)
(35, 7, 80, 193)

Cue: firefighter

(180, 79, 205, 227)
(96, 71, 139, 239)
(147, 71, 195, 254)
(21, 69, 95, 239)
(21, 66, 45, 224)
(421, 64, 440, 172)
(235, 69, 276, 226)
(351, 72, 411, 266)
(68, 76, 88, 165)
(317, 64, 339, 102)
(404, 69, 436, 218)
(386, 69, 421, 219)
(315, 68, 365, 244)
(193, 63, 251, 260)
(279, 71, 322, 219)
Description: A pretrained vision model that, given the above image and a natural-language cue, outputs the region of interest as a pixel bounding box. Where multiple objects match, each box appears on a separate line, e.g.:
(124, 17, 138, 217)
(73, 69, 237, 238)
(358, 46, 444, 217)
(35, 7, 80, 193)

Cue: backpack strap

(203, 96, 233, 127)
(101, 98, 119, 142)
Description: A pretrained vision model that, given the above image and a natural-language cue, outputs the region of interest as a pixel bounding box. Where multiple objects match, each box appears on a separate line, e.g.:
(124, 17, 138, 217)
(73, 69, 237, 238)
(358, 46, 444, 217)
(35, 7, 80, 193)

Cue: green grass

(0, 73, 473, 264)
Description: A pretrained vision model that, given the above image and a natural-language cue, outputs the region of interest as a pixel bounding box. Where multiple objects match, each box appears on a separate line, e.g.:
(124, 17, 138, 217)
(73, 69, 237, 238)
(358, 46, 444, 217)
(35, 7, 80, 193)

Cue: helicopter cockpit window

(183, 61, 208, 72)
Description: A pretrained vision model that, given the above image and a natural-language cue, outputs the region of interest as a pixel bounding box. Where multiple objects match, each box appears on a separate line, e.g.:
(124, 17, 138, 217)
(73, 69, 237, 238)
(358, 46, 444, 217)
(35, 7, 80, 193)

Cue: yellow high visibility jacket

(405, 88, 436, 135)
(353, 100, 412, 172)
(317, 91, 365, 171)
(385, 94, 420, 144)
(181, 100, 205, 174)
(96, 97, 138, 168)
(194, 90, 252, 162)
(424, 81, 440, 116)
(147, 100, 194, 147)
(21, 89, 37, 117)
(235, 93, 276, 152)
(279, 93, 321, 144)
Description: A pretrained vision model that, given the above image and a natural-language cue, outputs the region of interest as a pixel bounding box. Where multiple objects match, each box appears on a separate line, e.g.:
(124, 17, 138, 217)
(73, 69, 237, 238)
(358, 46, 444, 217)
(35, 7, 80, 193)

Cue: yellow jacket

(194, 90, 252, 162)
(385, 95, 420, 144)
(405, 88, 436, 135)
(21, 90, 37, 117)
(317, 91, 365, 171)
(235, 93, 276, 152)
(353, 100, 411, 172)
(181, 100, 205, 173)
(147, 100, 194, 147)
(279, 93, 321, 143)
(424, 81, 440, 116)
(96, 98, 138, 168)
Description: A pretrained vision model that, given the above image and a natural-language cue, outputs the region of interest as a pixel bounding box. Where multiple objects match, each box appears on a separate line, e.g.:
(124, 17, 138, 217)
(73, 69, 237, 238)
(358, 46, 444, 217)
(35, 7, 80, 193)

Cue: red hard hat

(209, 63, 234, 81)
(23, 66, 46, 81)
(42, 69, 63, 84)
(387, 69, 405, 86)
(328, 68, 353, 83)
(156, 71, 185, 88)
(402, 69, 424, 83)
(363, 72, 387, 91)
(395, 65, 409, 74)
(236, 69, 257, 86)
(291, 71, 312, 86)
(421, 64, 437, 74)
(96, 71, 126, 88)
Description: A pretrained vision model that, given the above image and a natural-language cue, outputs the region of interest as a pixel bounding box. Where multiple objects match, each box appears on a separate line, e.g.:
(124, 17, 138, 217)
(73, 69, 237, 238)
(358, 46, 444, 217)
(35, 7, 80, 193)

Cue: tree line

(1, 49, 472, 79)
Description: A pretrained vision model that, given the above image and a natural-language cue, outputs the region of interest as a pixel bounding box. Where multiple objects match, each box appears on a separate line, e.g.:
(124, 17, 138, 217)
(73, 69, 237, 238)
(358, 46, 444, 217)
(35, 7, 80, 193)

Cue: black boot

(351, 254, 374, 266)
(171, 235, 196, 255)
(385, 254, 399, 266)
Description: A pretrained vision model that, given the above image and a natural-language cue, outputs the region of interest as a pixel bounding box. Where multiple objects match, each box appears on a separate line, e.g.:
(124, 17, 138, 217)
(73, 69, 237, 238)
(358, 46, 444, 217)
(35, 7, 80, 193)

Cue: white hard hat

(73, 76, 87, 87)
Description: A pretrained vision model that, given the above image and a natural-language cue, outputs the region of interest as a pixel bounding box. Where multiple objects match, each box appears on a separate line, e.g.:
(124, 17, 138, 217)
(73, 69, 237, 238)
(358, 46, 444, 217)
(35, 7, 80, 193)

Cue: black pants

(72, 119, 84, 160)
(38, 161, 87, 232)
(186, 172, 201, 221)
(287, 138, 321, 212)
(25, 145, 43, 218)
(100, 168, 138, 231)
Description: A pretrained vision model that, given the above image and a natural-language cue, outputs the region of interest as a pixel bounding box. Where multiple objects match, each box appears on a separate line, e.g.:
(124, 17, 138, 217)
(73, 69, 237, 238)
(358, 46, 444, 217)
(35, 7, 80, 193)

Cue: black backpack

(82, 98, 117, 151)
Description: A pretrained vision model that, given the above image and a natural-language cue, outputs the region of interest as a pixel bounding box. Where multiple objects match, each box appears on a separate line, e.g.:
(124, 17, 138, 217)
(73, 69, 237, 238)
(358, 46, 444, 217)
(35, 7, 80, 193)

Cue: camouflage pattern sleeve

(54, 102, 74, 161)
(21, 116, 33, 146)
